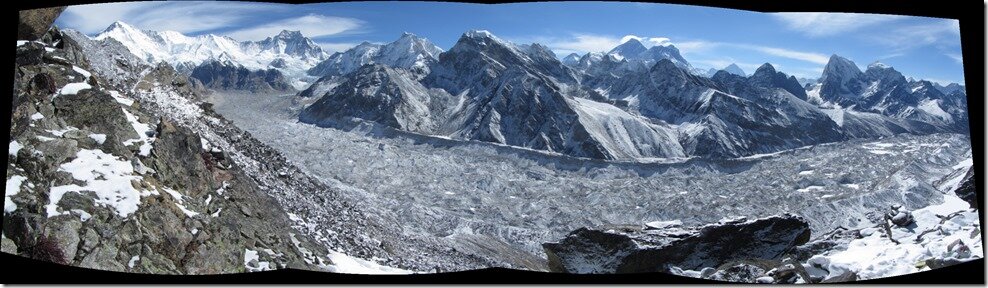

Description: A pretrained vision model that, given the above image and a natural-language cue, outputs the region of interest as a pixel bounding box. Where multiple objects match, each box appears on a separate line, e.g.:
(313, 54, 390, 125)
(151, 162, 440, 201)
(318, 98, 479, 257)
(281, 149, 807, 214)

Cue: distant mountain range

(88, 23, 969, 160)
(93, 21, 326, 90)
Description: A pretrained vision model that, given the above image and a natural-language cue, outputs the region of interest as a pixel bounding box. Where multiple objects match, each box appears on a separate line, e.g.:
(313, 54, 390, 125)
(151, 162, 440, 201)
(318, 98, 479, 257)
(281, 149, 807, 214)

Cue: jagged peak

(276, 30, 304, 39)
(99, 20, 145, 36)
(609, 38, 647, 57)
(754, 63, 777, 74)
(620, 37, 645, 47)
(828, 54, 851, 62)
(822, 54, 863, 81)
(650, 58, 681, 72)
(104, 20, 135, 30)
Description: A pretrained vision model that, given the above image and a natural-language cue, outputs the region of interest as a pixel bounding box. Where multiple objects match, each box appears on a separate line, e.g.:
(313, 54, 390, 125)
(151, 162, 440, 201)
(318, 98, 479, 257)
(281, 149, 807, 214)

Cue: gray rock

(543, 214, 811, 273)
(1, 236, 17, 254)
(821, 270, 858, 283)
(78, 228, 100, 255)
(889, 210, 914, 227)
(43, 216, 83, 263)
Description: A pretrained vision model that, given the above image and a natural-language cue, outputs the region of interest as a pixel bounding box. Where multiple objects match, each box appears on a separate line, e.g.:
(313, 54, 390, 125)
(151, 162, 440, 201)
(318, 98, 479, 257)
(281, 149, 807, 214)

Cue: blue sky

(55, 1, 964, 84)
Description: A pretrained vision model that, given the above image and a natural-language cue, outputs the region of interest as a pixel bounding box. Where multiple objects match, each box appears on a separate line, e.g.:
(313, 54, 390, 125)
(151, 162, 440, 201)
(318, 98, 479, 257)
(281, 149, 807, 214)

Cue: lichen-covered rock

(542, 214, 812, 274)
(18, 7, 65, 40)
(1, 235, 17, 254)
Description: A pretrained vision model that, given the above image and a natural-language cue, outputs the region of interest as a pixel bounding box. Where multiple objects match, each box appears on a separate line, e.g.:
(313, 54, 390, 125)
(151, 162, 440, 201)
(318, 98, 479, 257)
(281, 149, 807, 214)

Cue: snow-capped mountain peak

(101, 21, 133, 33)
(275, 29, 304, 39)
(307, 32, 444, 77)
(723, 63, 746, 77)
(608, 38, 647, 58)
(821, 54, 864, 83)
(562, 53, 582, 66)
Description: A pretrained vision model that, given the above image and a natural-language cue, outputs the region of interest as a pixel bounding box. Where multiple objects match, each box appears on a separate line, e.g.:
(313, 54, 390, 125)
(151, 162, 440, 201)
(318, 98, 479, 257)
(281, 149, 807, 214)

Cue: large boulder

(542, 214, 812, 274)
(18, 7, 65, 40)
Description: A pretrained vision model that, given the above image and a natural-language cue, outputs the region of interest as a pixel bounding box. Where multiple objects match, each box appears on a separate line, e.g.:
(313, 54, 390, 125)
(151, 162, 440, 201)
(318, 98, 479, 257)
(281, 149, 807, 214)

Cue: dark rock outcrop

(954, 169, 978, 209)
(18, 7, 65, 40)
(542, 214, 811, 274)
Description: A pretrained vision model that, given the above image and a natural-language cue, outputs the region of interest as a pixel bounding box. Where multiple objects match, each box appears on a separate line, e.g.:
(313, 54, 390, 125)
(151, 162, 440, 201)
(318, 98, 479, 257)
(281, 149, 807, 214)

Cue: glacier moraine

(209, 92, 972, 257)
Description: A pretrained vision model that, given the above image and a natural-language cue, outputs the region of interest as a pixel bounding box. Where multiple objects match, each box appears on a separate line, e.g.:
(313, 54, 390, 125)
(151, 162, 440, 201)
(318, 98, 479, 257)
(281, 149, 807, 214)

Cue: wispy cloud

(869, 19, 960, 50)
(225, 14, 365, 41)
(58, 2, 279, 35)
(772, 12, 904, 37)
(878, 52, 906, 60)
(58, 3, 366, 42)
(669, 40, 830, 65)
(946, 53, 963, 64)
(739, 45, 830, 65)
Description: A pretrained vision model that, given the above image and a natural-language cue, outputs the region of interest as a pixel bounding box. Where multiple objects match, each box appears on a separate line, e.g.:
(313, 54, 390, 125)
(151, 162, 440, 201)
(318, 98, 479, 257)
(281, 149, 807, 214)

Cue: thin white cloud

(225, 14, 365, 41)
(677, 40, 829, 65)
(739, 45, 830, 65)
(773, 12, 904, 37)
(674, 40, 717, 55)
(58, 2, 278, 35)
(551, 34, 623, 53)
(878, 52, 906, 60)
(946, 53, 963, 64)
(870, 19, 960, 50)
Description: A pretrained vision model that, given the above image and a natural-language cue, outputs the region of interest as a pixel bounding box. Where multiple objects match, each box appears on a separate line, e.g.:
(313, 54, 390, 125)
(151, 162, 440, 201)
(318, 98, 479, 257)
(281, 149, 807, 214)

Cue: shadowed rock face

(190, 60, 294, 93)
(18, 7, 65, 40)
(542, 214, 811, 274)
(954, 169, 978, 209)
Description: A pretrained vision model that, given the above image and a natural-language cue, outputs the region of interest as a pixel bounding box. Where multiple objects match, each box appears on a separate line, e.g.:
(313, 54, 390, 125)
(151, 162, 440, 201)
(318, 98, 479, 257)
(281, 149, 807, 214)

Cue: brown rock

(18, 7, 65, 40)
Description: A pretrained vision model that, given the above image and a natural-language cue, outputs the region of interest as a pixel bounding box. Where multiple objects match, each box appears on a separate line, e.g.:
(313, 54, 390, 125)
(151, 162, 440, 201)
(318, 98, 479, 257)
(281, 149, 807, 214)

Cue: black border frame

(5, 0, 985, 284)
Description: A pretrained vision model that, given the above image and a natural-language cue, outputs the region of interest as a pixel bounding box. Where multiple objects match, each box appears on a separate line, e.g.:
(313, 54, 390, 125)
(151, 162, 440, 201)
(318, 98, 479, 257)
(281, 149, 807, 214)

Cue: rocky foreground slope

(5, 17, 336, 273)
